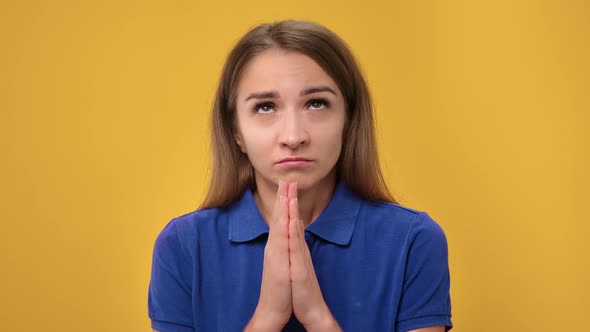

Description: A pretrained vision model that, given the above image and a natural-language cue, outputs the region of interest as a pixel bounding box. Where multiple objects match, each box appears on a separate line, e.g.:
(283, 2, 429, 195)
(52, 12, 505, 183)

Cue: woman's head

(233, 48, 347, 198)
(201, 20, 396, 208)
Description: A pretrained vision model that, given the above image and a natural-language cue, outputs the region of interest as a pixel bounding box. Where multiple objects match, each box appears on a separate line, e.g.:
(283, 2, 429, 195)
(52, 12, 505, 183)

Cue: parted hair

(199, 20, 397, 209)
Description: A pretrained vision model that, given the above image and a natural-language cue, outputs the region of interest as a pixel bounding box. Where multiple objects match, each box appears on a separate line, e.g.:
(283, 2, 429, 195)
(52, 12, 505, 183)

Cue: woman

(148, 20, 452, 332)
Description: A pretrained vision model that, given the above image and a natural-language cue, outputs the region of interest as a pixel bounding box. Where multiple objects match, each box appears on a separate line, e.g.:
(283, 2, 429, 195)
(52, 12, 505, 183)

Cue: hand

(246, 181, 341, 332)
(288, 183, 342, 332)
(246, 181, 292, 331)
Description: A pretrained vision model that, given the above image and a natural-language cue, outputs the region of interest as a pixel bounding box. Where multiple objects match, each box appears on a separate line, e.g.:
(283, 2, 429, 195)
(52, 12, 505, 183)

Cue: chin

(278, 172, 335, 192)
(280, 174, 312, 186)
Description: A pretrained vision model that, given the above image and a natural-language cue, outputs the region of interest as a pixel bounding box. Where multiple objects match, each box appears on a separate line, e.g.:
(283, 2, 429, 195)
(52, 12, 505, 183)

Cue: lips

(276, 157, 312, 168)
(278, 157, 311, 163)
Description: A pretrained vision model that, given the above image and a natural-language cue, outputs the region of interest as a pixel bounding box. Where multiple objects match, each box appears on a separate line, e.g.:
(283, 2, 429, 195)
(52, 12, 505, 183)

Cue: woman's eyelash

(253, 102, 275, 113)
(307, 98, 330, 109)
(252, 98, 330, 114)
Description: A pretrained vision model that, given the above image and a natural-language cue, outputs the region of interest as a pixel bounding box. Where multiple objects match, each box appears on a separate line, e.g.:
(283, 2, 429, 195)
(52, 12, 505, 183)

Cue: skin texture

(245, 181, 339, 331)
(243, 181, 446, 332)
(233, 49, 346, 227)
(286, 182, 339, 330)
(156, 327, 444, 331)
(235, 49, 346, 331)
(229, 49, 446, 332)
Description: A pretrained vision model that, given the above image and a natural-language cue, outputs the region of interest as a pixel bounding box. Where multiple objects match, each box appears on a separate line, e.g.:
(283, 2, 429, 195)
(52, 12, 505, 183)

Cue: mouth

(278, 157, 311, 163)
(277, 157, 312, 168)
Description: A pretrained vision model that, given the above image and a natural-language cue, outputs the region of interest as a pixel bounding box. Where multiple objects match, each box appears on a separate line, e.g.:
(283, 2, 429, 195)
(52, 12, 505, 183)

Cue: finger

(287, 194, 300, 240)
(278, 181, 289, 233)
(287, 189, 303, 243)
(279, 179, 289, 197)
(269, 184, 289, 247)
(270, 180, 288, 228)
(288, 196, 299, 244)
(287, 181, 298, 201)
(286, 182, 298, 238)
(268, 181, 289, 251)
(289, 197, 308, 279)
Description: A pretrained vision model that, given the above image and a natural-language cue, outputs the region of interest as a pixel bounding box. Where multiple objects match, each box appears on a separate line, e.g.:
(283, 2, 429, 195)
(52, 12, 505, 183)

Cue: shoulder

(153, 207, 227, 256)
(363, 200, 423, 223)
(358, 200, 448, 245)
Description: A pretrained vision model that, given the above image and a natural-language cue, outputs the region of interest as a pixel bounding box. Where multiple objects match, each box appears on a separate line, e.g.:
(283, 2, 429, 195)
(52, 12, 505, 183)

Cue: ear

(233, 130, 246, 153)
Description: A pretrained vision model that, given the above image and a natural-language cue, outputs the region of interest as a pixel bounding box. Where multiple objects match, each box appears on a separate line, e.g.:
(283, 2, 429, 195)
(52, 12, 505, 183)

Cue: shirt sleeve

(396, 212, 453, 332)
(148, 219, 195, 332)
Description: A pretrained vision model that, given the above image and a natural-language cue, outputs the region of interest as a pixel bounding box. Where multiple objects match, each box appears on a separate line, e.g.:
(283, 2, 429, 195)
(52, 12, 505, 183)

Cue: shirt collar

(228, 180, 362, 246)
(227, 189, 269, 243)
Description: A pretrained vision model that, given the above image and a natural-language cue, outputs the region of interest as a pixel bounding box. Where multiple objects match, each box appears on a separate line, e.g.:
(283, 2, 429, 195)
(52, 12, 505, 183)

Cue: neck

(253, 172, 338, 228)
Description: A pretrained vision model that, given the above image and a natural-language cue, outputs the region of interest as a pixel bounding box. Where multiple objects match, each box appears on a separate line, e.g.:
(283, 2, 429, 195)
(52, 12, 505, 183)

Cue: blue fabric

(148, 180, 452, 331)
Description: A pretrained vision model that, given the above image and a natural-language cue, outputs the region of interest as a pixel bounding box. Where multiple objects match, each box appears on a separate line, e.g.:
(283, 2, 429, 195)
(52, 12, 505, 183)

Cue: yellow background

(1, 0, 588, 331)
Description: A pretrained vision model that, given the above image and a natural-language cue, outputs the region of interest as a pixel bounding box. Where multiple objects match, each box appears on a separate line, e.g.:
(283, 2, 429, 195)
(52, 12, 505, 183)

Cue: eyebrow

(244, 86, 337, 102)
(244, 91, 279, 102)
(300, 86, 337, 97)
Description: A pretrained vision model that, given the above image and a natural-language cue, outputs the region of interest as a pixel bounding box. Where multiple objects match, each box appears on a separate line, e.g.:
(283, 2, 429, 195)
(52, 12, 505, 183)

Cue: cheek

(240, 130, 273, 161)
(236, 115, 263, 152)
(313, 118, 345, 156)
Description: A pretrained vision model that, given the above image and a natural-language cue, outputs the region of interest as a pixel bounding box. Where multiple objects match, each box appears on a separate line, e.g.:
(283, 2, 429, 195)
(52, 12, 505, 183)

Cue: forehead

(237, 49, 339, 96)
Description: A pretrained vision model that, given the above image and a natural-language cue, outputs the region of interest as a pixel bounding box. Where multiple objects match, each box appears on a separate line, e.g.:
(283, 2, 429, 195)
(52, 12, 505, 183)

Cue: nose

(279, 109, 309, 150)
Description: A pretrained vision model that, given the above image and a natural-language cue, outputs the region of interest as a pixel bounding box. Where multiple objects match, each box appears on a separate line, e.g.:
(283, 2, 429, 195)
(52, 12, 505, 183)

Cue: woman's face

(234, 49, 347, 192)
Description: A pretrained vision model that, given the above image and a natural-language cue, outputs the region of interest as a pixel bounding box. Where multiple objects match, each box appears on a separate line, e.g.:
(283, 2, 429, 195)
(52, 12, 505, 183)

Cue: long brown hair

(199, 20, 397, 209)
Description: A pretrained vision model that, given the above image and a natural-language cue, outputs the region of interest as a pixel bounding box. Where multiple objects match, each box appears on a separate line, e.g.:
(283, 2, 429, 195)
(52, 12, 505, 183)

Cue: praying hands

(245, 181, 342, 332)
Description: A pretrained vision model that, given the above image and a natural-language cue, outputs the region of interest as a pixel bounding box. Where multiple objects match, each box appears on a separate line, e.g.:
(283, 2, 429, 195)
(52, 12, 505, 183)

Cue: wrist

(244, 309, 287, 332)
(302, 308, 342, 332)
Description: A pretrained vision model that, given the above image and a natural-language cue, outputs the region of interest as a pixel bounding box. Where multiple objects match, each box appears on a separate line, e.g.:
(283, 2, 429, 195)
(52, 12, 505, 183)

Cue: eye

(307, 98, 329, 111)
(254, 102, 275, 114)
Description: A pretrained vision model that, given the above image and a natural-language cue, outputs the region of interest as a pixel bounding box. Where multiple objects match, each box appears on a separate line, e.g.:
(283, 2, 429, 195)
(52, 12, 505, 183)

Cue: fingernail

(280, 195, 286, 203)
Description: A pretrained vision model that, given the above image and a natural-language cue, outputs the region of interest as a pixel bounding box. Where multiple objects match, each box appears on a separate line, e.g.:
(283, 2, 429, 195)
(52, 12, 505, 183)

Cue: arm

(408, 327, 445, 332)
(148, 220, 196, 332)
(287, 183, 342, 332)
(244, 181, 293, 332)
(396, 213, 452, 331)
(245, 181, 341, 332)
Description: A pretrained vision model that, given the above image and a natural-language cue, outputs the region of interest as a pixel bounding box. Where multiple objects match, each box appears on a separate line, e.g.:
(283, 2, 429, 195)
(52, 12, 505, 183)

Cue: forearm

(302, 308, 342, 332)
(244, 310, 286, 332)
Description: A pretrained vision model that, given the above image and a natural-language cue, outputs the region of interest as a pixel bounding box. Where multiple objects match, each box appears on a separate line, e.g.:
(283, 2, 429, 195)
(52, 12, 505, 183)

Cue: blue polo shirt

(148, 181, 452, 331)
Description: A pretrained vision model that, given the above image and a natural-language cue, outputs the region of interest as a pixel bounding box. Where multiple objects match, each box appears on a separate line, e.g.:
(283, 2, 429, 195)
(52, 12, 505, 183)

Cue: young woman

(148, 20, 452, 332)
